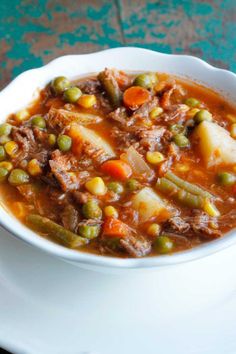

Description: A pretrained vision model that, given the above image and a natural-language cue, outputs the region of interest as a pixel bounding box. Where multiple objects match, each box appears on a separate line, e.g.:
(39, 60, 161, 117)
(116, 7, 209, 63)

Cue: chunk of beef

(138, 126, 166, 151)
(162, 104, 189, 123)
(164, 216, 190, 233)
(132, 96, 159, 119)
(120, 207, 139, 227)
(50, 150, 78, 171)
(190, 210, 221, 239)
(47, 107, 101, 132)
(61, 204, 79, 233)
(77, 78, 102, 94)
(120, 234, 152, 257)
(82, 141, 111, 165)
(72, 191, 91, 205)
(158, 80, 185, 109)
(49, 150, 89, 191)
(12, 126, 49, 166)
(109, 107, 128, 125)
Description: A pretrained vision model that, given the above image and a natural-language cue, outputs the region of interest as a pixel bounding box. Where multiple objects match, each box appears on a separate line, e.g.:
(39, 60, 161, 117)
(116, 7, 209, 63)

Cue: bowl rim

(1, 46, 236, 269)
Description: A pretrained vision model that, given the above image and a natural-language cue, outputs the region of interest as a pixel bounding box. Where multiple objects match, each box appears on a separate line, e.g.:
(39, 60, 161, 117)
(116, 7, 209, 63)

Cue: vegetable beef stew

(1, 69, 236, 258)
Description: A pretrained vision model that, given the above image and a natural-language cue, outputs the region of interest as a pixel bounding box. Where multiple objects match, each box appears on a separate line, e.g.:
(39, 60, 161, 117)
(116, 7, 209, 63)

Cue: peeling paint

(0, 0, 235, 89)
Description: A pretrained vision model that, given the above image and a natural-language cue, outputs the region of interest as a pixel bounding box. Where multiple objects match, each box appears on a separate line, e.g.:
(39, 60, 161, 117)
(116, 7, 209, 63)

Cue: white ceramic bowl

(0, 47, 236, 272)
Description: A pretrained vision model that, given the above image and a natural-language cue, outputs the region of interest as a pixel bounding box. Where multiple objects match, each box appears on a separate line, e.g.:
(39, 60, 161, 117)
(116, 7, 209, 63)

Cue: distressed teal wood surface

(0, 0, 235, 89)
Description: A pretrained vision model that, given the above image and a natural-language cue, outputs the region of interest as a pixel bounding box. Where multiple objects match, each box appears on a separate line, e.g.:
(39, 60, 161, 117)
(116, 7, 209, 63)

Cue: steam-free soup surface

(1, 69, 236, 258)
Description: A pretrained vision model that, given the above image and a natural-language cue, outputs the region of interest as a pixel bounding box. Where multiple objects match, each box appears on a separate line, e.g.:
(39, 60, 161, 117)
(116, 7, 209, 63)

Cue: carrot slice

(103, 217, 129, 238)
(123, 86, 150, 109)
(101, 159, 132, 180)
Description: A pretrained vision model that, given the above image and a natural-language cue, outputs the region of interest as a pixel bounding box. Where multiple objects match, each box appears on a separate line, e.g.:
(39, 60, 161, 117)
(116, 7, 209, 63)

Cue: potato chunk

(132, 187, 170, 222)
(68, 124, 115, 159)
(194, 121, 236, 167)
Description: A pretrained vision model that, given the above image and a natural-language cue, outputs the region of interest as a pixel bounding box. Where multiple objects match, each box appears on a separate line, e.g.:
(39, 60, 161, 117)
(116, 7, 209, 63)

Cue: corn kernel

(0, 161, 13, 171)
(226, 114, 236, 123)
(15, 109, 30, 122)
(12, 201, 27, 219)
(147, 223, 161, 237)
(203, 199, 220, 217)
(150, 107, 163, 119)
(85, 177, 107, 196)
(175, 163, 190, 172)
(230, 123, 236, 139)
(146, 151, 165, 165)
(5, 141, 19, 157)
(143, 119, 152, 127)
(187, 108, 200, 118)
(27, 159, 42, 176)
(78, 94, 97, 108)
(104, 205, 119, 218)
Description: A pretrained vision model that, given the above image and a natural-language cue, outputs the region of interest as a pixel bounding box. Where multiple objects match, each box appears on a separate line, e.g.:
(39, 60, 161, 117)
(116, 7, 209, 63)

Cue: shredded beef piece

(158, 80, 185, 109)
(51, 150, 78, 171)
(138, 126, 166, 151)
(110, 126, 137, 150)
(190, 210, 221, 239)
(41, 173, 60, 188)
(49, 150, 89, 191)
(72, 191, 91, 205)
(120, 234, 152, 257)
(120, 207, 139, 227)
(164, 216, 190, 233)
(77, 78, 102, 94)
(47, 107, 101, 131)
(49, 163, 79, 192)
(162, 104, 189, 123)
(33, 127, 49, 144)
(109, 107, 128, 125)
(82, 141, 111, 164)
(61, 204, 79, 233)
(158, 143, 180, 176)
(132, 96, 159, 119)
(12, 126, 49, 166)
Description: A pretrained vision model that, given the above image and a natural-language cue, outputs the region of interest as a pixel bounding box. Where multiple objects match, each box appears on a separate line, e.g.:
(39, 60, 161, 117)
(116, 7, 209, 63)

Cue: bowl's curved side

(0, 47, 236, 269)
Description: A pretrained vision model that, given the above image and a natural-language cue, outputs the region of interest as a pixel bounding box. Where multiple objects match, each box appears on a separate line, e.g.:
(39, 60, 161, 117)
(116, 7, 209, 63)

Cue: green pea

(8, 169, 30, 186)
(0, 146, 6, 161)
(82, 200, 102, 219)
(107, 182, 124, 194)
(194, 109, 212, 124)
(0, 167, 9, 182)
(169, 124, 186, 136)
(31, 116, 46, 129)
(173, 134, 190, 148)
(0, 135, 11, 145)
(184, 97, 200, 107)
(154, 235, 174, 254)
(63, 87, 82, 103)
(0, 123, 12, 137)
(133, 72, 158, 89)
(126, 178, 141, 191)
(217, 172, 236, 186)
(48, 133, 57, 146)
(78, 224, 100, 239)
(51, 76, 70, 94)
(57, 135, 72, 152)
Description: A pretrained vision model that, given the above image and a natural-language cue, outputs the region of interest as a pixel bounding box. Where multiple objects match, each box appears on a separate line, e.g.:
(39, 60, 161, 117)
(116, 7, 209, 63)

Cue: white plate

(1, 227, 236, 354)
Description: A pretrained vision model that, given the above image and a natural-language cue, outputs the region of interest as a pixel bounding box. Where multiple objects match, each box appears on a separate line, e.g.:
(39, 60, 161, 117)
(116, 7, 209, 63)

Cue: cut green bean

(98, 70, 122, 107)
(26, 214, 88, 248)
(156, 177, 203, 209)
(165, 171, 213, 199)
